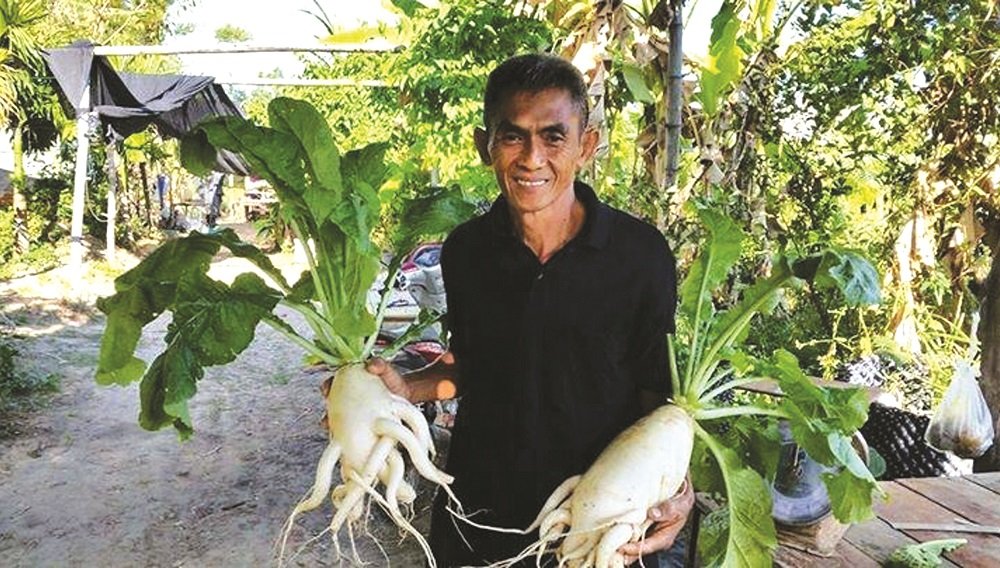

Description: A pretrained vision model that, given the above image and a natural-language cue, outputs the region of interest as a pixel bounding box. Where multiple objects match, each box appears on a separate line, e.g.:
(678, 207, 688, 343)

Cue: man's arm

(365, 352, 460, 404)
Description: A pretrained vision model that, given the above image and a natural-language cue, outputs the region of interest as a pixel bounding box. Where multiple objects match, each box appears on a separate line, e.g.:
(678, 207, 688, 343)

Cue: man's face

(475, 88, 597, 217)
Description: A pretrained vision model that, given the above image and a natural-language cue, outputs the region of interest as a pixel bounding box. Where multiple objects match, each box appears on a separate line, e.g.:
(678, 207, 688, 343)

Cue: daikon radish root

(279, 363, 458, 567)
(493, 404, 694, 568)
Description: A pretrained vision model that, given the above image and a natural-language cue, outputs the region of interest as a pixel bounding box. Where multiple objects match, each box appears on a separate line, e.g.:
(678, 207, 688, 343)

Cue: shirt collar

(485, 180, 612, 250)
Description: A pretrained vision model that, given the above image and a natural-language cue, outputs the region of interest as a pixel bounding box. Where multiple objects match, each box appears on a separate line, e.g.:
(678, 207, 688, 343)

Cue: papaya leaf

(699, 0, 746, 117)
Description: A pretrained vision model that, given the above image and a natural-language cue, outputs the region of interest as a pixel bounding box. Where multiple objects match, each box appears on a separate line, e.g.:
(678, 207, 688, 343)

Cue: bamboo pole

(91, 44, 401, 56)
(663, 0, 685, 190)
(216, 78, 390, 88)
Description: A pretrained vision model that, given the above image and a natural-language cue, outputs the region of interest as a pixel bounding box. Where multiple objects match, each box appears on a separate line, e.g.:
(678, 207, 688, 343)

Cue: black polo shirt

(430, 181, 677, 565)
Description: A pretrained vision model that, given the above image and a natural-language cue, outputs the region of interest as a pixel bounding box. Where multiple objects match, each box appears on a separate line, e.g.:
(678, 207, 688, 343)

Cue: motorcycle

(374, 243, 458, 430)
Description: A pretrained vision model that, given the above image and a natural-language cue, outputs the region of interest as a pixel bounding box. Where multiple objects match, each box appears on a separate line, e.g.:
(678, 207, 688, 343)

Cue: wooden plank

(775, 539, 879, 567)
(967, 471, 1000, 494)
(896, 476, 1000, 526)
(875, 481, 1000, 567)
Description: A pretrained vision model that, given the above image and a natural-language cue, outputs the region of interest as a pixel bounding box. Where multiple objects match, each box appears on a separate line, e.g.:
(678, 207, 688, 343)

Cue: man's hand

(365, 357, 412, 401)
(619, 476, 694, 565)
(319, 359, 411, 430)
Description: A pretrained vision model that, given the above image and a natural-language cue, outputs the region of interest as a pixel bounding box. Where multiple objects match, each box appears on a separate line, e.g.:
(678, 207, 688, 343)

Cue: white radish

(279, 363, 457, 567)
(495, 404, 694, 568)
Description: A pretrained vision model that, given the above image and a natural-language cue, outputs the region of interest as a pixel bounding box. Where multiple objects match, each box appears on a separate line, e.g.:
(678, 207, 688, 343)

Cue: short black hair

(483, 53, 590, 134)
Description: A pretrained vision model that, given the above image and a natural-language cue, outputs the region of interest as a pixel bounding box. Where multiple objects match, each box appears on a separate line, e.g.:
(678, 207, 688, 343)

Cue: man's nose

(518, 137, 545, 169)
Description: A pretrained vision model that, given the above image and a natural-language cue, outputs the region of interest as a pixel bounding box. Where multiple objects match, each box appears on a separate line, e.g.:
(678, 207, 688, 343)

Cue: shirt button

(537, 272, 544, 280)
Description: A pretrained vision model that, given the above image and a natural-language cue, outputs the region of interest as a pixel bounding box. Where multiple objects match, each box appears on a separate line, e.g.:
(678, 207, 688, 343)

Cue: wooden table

(774, 472, 1000, 567)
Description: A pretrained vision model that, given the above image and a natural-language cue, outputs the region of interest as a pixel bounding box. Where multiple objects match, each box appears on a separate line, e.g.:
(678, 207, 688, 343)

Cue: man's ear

(580, 127, 599, 164)
(473, 127, 491, 165)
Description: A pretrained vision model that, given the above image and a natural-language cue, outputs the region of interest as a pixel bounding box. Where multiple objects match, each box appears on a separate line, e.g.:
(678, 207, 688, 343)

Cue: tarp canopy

(42, 41, 249, 175)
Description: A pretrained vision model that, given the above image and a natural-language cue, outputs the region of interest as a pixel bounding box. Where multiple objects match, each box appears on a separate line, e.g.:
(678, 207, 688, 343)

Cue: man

(368, 53, 692, 566)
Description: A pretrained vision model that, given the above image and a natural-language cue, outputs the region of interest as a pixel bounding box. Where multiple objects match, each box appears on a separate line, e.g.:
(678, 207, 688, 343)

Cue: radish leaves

(674, 206, 883, 566)
(97, 98, 474, 438)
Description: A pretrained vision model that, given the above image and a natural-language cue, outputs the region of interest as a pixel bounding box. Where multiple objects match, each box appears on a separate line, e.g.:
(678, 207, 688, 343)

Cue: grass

(0, 337, 61, 437)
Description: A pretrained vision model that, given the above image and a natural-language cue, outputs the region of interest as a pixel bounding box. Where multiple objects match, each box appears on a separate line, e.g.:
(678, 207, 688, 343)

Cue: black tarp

(42, 41, 249, 175)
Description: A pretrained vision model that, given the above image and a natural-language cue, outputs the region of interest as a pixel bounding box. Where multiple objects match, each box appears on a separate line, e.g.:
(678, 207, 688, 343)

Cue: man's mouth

(514, 178, 547, 187)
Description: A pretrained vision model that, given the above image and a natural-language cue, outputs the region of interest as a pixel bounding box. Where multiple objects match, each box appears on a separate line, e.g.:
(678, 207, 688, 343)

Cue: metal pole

(215, 78, 390, 87)
(105, 137, 117, 261)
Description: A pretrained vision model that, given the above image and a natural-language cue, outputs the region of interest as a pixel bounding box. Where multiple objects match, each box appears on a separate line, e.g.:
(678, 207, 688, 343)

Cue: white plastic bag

(925, 359, 995, 459)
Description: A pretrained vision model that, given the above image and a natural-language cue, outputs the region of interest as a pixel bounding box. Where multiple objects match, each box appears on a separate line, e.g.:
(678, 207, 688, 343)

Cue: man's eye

(544, 134, 566, 145)
(500, 133, 523, 144)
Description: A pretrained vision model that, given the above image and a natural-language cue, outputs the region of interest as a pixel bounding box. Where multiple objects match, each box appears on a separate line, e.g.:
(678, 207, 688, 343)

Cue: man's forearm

(402, 358, 460, 403)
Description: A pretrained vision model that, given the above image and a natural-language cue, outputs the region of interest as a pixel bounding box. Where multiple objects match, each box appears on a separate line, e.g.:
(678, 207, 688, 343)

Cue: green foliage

(250, 2, 553, 203)
(214, 23, 251, 43)
(97, 98, 475, 437)
(673, 208, 882, 566)
(885, 538, 966, 568)
(698, 0, 746, 117)
(0, 337, 60, 415)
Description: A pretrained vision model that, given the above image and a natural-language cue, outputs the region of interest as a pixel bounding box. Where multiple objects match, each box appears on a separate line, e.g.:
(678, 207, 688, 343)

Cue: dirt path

(0, 252, 437, 567)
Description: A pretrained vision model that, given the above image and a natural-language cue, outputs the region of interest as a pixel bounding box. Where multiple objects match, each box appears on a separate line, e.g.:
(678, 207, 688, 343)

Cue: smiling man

(368, 53, 691, 566)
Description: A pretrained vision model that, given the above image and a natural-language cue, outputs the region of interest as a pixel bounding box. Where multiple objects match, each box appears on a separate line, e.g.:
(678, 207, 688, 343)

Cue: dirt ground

(0, 235, 439, 567)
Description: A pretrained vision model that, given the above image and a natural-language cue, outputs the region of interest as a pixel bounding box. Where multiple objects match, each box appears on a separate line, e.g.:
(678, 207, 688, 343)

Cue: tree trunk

(975, 236, 1000, 472)
(11, 122, 30, 255)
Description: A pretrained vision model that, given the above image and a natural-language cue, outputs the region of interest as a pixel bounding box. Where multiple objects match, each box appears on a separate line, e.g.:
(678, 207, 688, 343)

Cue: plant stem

(686, 255, 716, 394)
(278, 298, 340, 353)
(668, 335, 682, 400)
(362, 259, 403, 360)
(699, 375, 761, 405)
(262, 315, 342, 366)
(291, 221, 333, 319)
(287, 221, 359, 360)
(694, 273, 796, 395)
(694, 405, 787, 421)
